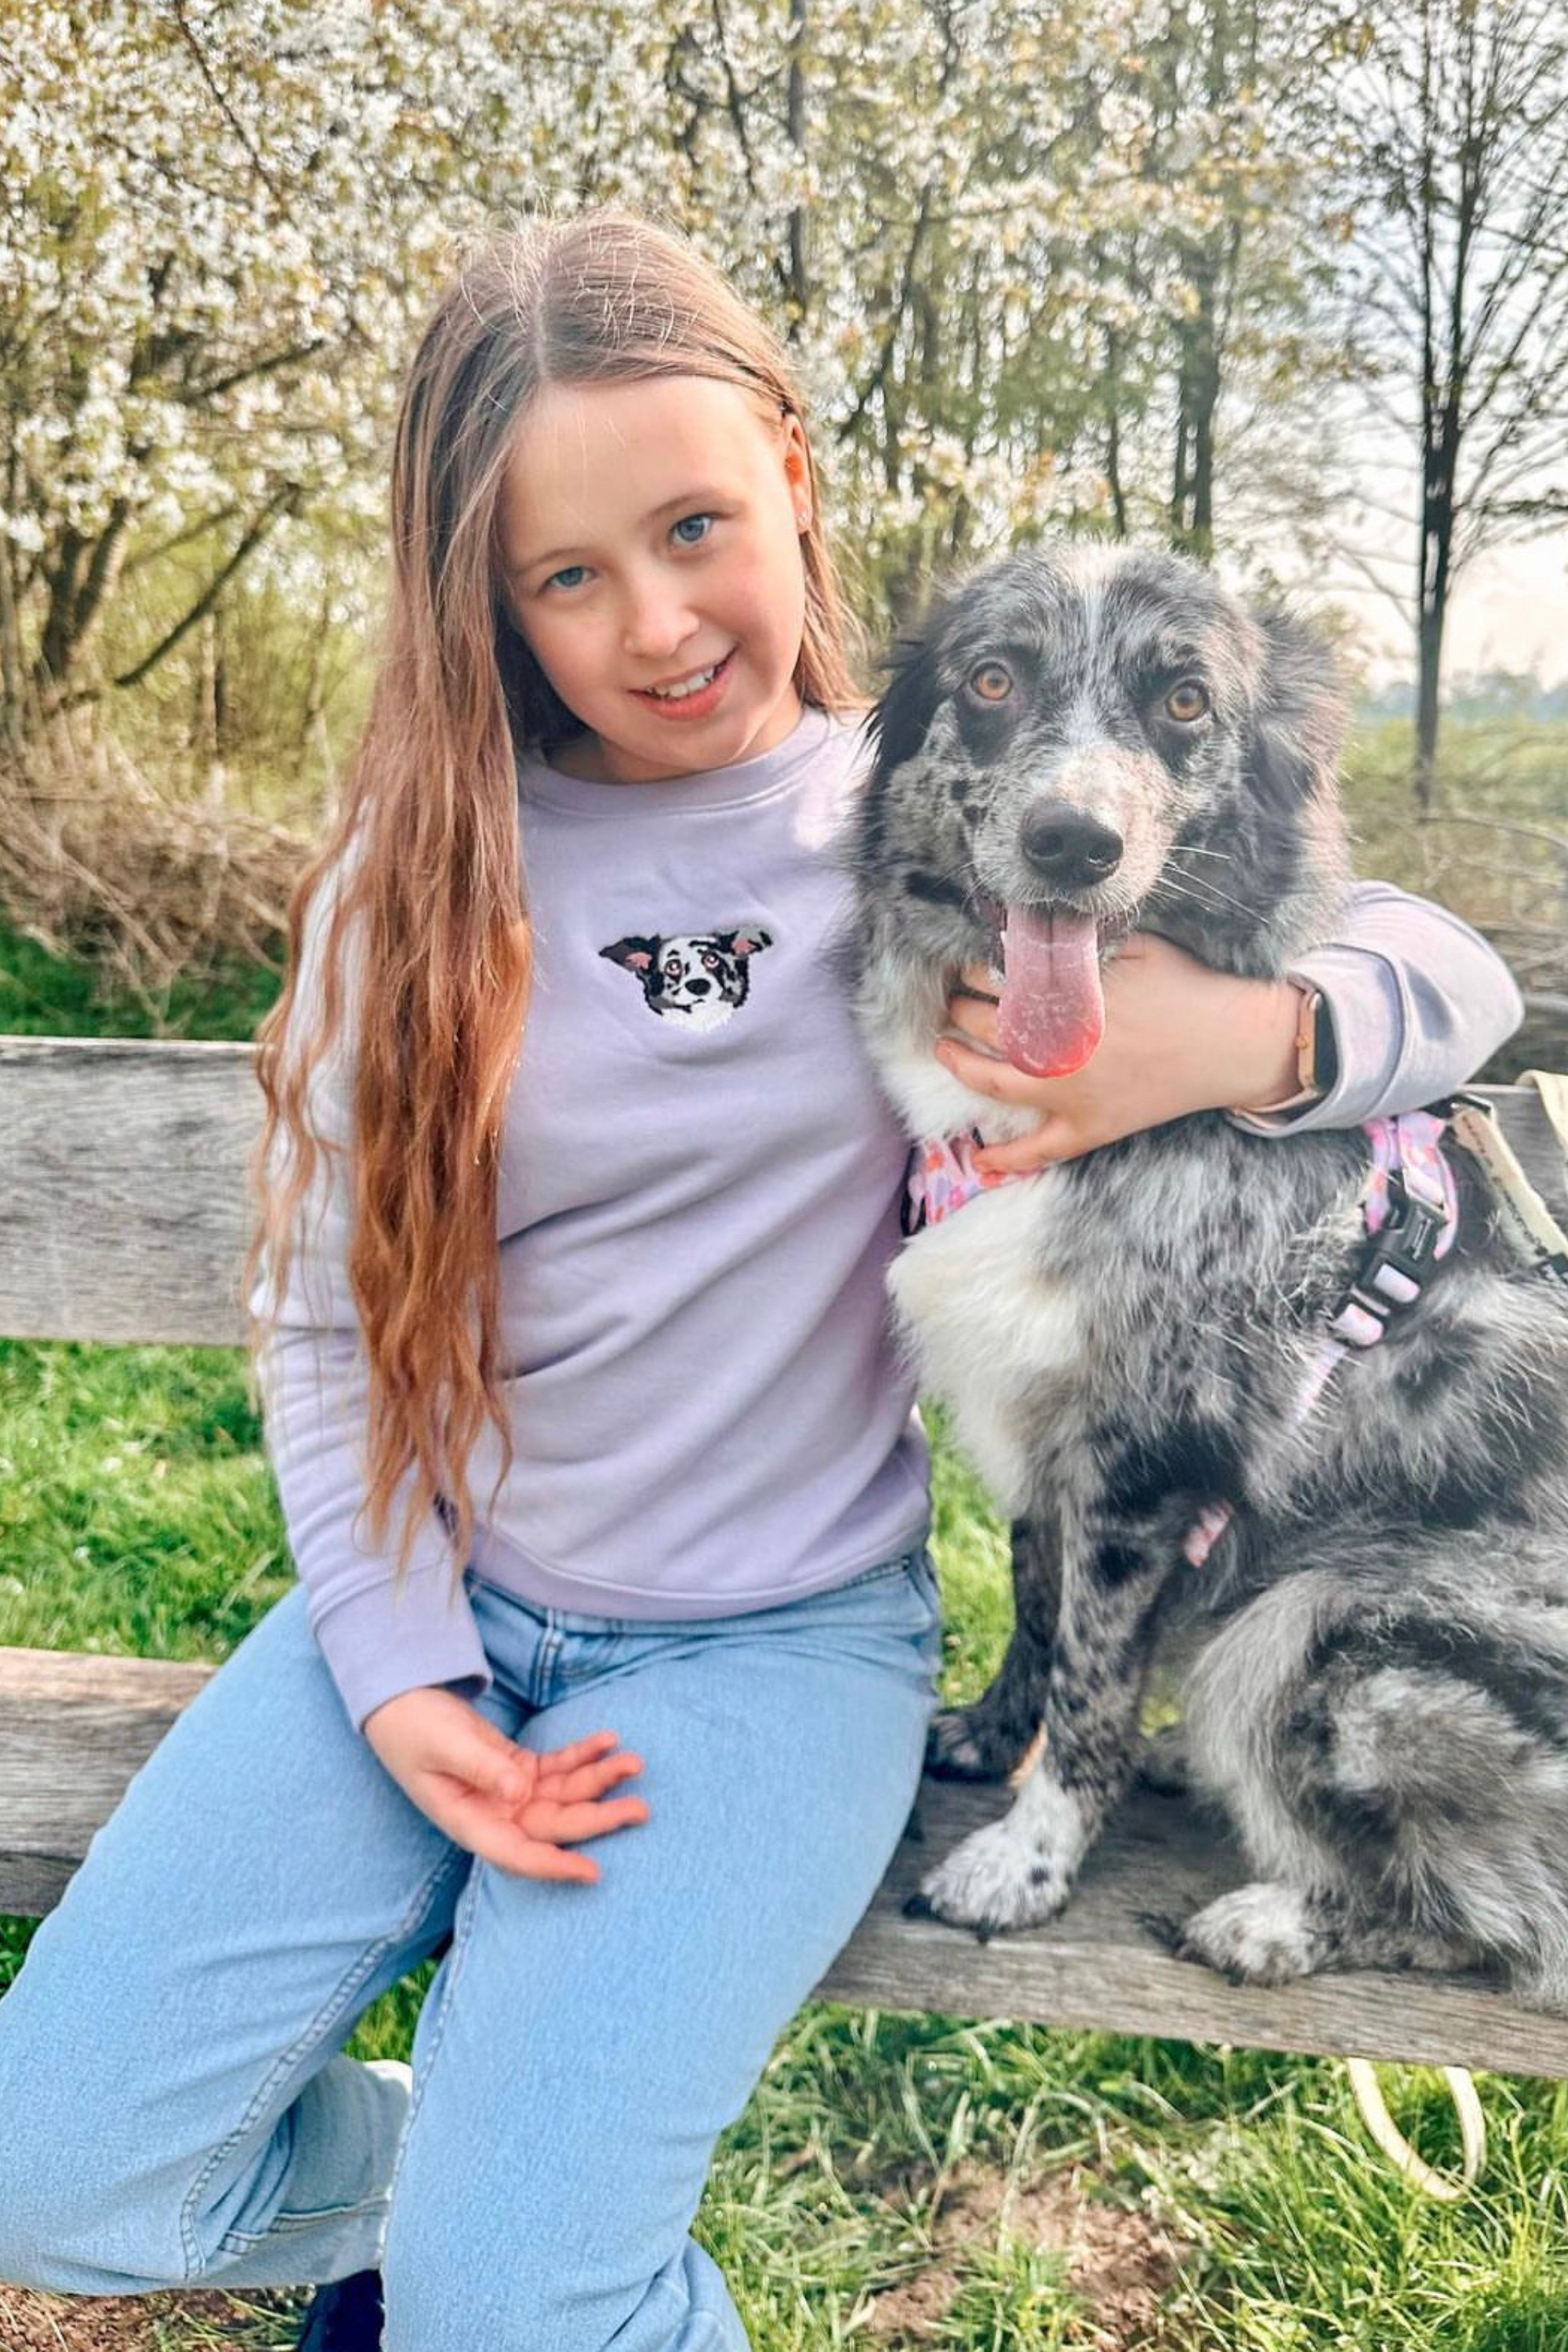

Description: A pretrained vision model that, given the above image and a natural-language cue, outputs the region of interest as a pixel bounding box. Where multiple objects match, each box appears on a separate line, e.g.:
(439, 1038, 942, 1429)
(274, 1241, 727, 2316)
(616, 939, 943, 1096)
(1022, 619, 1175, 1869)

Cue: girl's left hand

(364, 1690, 649, 1882)
(937, 933, 1304, 1172)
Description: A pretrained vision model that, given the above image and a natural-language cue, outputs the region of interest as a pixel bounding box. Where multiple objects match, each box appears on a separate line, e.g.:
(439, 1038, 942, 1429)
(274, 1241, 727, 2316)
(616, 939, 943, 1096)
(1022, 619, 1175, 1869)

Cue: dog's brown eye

(967, 661, 1013, 702)
(1165, 680, 1210, 723)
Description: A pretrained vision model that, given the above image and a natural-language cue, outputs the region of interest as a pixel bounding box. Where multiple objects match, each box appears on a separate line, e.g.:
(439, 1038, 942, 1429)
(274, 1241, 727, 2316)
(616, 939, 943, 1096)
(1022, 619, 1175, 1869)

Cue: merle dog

(849, 543, 1568, 2005)
(601, 927, 772, 1029)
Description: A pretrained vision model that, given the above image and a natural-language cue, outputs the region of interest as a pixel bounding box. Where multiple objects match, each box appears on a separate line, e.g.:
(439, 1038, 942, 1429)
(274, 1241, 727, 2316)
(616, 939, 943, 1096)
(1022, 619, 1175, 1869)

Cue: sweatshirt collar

(517, 705, 847, 818)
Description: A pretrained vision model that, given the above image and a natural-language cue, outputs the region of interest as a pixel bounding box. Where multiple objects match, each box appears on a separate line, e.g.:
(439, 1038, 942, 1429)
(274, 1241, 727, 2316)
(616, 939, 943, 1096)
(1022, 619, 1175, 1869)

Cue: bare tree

(1345, 0, 1568, 805)
(1069, 0, 1353, 569)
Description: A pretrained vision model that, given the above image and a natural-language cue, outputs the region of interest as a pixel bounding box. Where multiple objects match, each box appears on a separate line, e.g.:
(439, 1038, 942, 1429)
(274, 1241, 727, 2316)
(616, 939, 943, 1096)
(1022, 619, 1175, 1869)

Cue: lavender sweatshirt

(255, 709, 1523, 1733)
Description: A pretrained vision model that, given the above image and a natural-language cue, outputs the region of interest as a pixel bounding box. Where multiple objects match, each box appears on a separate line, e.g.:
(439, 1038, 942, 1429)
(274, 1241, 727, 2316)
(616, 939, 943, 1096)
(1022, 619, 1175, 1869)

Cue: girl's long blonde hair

(245, 209, 862, 1592)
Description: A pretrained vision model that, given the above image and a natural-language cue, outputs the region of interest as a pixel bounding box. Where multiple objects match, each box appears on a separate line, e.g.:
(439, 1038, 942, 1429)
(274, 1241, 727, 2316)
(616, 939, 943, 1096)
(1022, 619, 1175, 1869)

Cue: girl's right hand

(362, 1685, 649, 1882)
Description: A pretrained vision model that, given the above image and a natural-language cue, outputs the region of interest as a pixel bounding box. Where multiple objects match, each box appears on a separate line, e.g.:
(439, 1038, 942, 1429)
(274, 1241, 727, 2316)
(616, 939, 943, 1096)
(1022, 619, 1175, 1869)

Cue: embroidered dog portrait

(600, 928, 774, 1031)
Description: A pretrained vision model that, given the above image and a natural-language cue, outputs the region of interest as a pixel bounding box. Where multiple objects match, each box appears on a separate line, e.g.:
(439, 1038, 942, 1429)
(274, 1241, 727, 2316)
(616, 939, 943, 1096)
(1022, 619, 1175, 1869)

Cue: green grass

(0, 916, 283, 1042)
(4, 1340, 1568, 2348)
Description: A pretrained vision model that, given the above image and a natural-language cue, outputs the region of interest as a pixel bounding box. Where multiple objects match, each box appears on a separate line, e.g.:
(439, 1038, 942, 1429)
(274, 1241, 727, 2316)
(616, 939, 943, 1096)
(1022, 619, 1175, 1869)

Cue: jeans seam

(380, 1846, 485, 2231)
(646, 2263, 743, 2350)
(533, 1624, 564, 1705)
(216, 2204, 379, 2252)
(178, 1842, 466, 2282)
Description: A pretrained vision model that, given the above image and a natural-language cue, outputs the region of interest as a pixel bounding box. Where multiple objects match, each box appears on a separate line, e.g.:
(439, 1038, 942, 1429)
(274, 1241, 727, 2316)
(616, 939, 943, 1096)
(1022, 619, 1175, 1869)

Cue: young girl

(0, 211, 1521, 2352)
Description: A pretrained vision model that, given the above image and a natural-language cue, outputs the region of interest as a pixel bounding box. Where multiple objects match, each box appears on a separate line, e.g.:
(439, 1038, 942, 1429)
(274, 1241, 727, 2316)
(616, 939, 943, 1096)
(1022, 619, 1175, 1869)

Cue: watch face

(1311, 992, 1339, 1094)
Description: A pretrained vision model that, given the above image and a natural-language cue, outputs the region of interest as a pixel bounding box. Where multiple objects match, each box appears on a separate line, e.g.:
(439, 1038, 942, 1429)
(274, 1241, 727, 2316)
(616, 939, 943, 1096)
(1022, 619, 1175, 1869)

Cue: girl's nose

(620, 571, 698, 662)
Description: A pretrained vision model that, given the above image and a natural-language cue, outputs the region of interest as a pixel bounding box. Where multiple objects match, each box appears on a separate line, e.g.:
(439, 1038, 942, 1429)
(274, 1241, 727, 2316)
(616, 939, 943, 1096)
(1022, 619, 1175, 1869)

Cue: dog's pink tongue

(997, 907, 1104, 1076)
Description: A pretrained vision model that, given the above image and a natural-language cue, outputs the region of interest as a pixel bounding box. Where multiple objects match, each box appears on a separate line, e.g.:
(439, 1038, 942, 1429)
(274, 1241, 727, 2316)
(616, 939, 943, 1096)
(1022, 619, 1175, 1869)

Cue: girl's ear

(780, 411, 812, 532)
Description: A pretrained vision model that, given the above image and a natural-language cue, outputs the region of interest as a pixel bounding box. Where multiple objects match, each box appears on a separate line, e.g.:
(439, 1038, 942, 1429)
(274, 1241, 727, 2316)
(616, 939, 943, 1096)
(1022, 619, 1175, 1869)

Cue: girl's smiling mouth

(632, 646, 737, 717)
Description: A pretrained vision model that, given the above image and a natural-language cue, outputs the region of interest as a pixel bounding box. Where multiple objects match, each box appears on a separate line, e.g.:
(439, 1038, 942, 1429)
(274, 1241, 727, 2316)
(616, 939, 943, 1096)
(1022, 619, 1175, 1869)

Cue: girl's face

(497, 375, 812, 786)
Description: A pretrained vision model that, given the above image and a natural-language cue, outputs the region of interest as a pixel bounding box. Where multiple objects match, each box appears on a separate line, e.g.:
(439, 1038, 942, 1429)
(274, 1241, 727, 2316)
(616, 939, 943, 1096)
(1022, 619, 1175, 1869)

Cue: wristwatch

(1247, 984, 1338, 1117)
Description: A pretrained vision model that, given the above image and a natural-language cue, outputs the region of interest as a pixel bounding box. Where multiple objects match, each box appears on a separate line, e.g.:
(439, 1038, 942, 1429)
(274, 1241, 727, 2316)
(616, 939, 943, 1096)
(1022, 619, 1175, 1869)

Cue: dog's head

(856, 543, 1348, 1075)
(601, 928, 772, 1030)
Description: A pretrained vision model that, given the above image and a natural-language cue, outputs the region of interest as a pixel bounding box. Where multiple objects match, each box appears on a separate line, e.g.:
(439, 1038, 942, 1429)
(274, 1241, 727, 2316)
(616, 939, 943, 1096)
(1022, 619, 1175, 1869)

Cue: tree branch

(169, 0, 286, 209)
(179, 337, 331, 407)
(112, 486, 299, 690)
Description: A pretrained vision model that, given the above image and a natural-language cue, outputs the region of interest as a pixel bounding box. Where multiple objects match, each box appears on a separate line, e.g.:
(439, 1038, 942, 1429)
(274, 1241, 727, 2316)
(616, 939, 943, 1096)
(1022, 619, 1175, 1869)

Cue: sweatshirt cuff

(1229, 945, 1403, 1134)
(307, 1560, 495, 1736)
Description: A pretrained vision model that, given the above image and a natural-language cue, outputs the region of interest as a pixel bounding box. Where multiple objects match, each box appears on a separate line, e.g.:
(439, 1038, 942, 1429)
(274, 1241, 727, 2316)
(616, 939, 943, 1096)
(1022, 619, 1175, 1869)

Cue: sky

(1324, 532, 1568, 691)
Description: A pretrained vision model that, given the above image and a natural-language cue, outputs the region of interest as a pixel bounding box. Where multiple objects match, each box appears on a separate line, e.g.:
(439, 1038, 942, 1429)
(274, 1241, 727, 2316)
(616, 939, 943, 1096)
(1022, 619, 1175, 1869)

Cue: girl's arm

(941, 880, 1523, 1173)
(255, 872, 652, 1870)
(252, 857, 496, 1736)
(1239, 879, 1525, 1132)
(258, 1321, 496, 1732)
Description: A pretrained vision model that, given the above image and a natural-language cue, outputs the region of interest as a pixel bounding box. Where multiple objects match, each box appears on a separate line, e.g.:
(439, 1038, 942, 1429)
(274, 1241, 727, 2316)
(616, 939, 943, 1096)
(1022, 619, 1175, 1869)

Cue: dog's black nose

(1018, 800, 1123, 887)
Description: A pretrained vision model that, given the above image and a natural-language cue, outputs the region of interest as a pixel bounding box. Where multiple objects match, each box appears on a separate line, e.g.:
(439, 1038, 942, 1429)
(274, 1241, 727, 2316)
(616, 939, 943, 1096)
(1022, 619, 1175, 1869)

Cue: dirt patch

(864, 2158, 1188, 2349)
(0, 2284, 303, 2350)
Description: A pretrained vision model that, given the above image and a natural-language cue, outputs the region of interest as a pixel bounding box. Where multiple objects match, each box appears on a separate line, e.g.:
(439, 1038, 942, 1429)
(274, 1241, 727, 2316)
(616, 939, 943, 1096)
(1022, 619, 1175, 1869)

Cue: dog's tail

(1188, 1556, 1568, 2004)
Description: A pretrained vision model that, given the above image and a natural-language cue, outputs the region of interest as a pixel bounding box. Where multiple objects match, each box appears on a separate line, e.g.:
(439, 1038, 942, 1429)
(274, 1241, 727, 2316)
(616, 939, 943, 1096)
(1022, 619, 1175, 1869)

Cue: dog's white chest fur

(889, 1174, 1082, 1513)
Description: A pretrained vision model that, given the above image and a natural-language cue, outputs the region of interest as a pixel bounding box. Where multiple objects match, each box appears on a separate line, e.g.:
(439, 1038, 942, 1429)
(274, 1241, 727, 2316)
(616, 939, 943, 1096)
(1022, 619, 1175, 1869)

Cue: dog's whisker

(1156, 872, 1259, 923)
(1157, 865, 1247, 906)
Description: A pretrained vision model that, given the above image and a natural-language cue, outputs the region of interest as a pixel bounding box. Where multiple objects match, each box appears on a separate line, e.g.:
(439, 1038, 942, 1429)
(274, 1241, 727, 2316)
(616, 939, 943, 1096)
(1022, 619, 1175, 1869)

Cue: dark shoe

(295, 2267, 385, 2349)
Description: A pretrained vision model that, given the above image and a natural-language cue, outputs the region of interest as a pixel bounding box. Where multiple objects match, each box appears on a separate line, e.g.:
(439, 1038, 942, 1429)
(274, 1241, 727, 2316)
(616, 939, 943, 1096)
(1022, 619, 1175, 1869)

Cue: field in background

(1345, 720, 1568, 1076)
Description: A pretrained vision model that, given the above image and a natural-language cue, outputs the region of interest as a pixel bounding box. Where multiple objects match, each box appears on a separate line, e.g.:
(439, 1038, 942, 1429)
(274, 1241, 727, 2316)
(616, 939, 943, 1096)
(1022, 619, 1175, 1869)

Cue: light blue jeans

(0, 1551, 940, 2350)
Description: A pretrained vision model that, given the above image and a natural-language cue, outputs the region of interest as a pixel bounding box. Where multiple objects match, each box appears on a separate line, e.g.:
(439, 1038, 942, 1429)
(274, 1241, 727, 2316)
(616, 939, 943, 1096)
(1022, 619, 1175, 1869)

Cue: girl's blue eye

(672, 514, 713, 546)
(546, 564, 590, 592)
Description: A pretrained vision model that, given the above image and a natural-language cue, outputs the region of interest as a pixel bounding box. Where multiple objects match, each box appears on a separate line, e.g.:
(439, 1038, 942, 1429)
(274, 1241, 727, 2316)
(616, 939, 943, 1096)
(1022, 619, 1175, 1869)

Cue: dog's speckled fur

(848, 543, 1568, 2005)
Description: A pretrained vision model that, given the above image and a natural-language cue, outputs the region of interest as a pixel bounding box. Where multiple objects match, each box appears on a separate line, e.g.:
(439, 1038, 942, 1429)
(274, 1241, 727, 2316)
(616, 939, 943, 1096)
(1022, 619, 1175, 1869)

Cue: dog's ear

(866, 612, 949, 779)
(1244, 611, 1348, 811)
(601, 935, 657, 973)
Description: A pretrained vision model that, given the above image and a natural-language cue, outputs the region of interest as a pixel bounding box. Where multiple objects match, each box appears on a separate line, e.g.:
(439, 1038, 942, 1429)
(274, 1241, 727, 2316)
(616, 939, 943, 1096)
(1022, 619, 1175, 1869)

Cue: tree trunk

(1105, 327, 1128, 539)
(1412, 0, 1478, 812)
(1171, 0, 1234, 558)
(34, 530, 89, 705)
(33, 506, 133, 712)
(784, 0, 809, 334)
(1186, 262, 1220, 559)
(1414, 394, 1461, 811)
(1414, 589, 1444, 811)
(194, 606, 228, 805)
(0, 538, 27, 754)
(296, 593, 333, 788)
(1171, 366, 1190, 541)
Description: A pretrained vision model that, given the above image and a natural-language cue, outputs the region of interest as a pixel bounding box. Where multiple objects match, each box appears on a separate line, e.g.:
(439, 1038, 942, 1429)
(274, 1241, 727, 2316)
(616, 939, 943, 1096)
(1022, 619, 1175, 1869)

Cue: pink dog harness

(901, 1128, 1006, 1234)
(1184, 1108, 1459, 1563)
(900, 1109, 1462, 1567)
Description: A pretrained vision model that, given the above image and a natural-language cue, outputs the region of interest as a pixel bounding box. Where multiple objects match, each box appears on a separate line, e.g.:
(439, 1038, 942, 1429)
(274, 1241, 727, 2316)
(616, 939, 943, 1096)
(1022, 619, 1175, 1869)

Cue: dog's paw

(905, 1815, 1076, 1939)
(1168, 1882, 1319, 1987)
(924, 1703, 1027, 1783)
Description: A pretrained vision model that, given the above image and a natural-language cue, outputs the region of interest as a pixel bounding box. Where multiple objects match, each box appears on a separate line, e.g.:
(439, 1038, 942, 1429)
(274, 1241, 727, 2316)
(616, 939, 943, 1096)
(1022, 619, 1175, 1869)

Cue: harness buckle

(1328, 1163, 1450, 1348)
